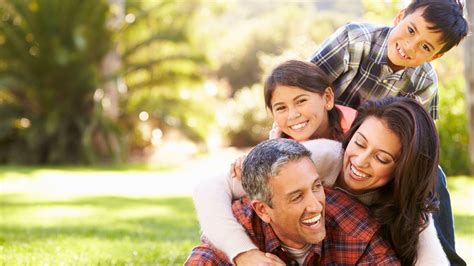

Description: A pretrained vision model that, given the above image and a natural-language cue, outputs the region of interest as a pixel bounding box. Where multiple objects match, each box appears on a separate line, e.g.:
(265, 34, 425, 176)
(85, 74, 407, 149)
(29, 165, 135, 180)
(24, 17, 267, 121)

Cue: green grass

(0, 168, 472, 265)
(0, 194, 200, 265)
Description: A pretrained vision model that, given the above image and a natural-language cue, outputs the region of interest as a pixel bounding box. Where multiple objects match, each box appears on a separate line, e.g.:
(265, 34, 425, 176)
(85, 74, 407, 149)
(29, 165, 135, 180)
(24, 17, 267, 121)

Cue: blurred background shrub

(0, 0, 470, 174)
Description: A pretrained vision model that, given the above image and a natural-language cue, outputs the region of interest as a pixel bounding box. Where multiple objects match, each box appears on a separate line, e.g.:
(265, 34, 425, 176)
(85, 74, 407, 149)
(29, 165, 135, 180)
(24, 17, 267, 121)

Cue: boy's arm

(411, 81, 439, 120)
(309, 24, 353, 84)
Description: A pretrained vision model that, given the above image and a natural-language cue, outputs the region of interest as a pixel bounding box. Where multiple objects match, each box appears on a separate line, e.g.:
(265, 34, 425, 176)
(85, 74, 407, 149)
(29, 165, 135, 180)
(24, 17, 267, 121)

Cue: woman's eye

(275, 106, 286, 112)
(408, 26, 414, 34)
(355, 141, 364, 148)
(376, 155, 390, 164)
(422, 44, 431, 52)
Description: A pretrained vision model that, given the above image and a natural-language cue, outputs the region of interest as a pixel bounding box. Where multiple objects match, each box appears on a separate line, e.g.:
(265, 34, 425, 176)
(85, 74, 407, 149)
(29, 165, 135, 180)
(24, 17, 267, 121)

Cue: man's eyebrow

(409, 22, 435, 50)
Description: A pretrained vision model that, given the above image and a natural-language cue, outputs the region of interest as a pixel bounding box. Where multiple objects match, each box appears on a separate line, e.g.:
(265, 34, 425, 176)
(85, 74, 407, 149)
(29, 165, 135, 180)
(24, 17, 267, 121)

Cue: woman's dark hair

(264, 60, 344, 141)
(404, 0, 469, 54)
(342, 97, 439, 265)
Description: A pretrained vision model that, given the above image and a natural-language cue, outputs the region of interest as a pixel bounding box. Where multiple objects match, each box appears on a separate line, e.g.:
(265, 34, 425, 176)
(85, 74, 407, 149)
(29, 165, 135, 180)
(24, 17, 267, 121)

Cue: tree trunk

(101, 0, 125, 119)
(466, 0, 474, 174)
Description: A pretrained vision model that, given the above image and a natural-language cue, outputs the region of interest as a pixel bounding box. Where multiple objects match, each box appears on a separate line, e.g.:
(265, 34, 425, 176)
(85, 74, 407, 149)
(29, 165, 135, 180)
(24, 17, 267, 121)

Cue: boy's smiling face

(387, 8, 445, 71)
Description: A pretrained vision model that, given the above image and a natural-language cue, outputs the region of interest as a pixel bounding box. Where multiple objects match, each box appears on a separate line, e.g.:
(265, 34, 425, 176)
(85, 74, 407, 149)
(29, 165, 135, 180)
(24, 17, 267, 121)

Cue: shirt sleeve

(414, 214, 449, 265)
(309, 24, 351, 83)
(192, 170, 257, 262)
(357, 233, 401, 265)
(412, 82, 438, 120)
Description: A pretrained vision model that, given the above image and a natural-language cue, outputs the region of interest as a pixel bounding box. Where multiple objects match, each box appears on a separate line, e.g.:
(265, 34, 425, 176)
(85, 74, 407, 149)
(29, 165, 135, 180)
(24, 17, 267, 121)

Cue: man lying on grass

(185, 139, 399, 265)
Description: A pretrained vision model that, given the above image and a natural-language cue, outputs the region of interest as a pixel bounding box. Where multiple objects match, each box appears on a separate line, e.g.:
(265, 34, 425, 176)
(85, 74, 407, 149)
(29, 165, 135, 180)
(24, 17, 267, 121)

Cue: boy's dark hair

(404, 0, 469, 54)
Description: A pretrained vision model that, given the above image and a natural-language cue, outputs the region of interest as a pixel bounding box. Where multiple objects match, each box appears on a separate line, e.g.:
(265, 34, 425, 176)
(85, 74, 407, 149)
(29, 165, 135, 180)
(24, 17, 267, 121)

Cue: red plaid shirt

(185, 188, 400, 265)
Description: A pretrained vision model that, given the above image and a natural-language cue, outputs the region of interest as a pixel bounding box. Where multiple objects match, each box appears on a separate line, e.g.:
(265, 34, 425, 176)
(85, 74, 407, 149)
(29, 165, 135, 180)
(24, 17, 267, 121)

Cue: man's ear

(429, 53, 444, 61)
(393, 9, 406, 26)
(251, 200, 271, 223)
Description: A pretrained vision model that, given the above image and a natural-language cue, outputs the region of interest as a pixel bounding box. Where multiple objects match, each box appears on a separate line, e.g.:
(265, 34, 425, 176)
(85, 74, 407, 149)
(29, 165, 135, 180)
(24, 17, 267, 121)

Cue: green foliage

(0, 0, 119, 164)
(120, 0, 212, 148)
(434, 54, 471, 175)
(220, 85, 271, 147)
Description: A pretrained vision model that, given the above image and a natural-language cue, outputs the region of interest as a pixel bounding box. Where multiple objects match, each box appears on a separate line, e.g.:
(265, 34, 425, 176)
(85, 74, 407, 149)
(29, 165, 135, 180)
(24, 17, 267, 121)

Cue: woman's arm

(415, 214, 449, 265)
(192, 170, 257, 261)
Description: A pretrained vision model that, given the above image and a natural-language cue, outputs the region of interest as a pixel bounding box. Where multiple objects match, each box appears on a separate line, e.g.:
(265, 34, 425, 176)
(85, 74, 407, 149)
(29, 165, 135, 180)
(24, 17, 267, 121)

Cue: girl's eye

(422, 44, 431, 52)
(275, 106, 286, 112)
(296, 99, 307, 105)
(408, 26, 414, 34)
(355, 140, 364, 148)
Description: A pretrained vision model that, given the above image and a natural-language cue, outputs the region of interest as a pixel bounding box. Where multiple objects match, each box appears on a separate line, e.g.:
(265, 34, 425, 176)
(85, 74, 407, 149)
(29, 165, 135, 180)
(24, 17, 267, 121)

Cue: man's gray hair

(241, 139, 312, 207)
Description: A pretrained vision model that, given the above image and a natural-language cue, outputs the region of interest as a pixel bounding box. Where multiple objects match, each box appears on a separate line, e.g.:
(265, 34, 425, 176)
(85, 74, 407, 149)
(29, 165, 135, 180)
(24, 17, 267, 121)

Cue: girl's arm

(415, 214, 449, 265)
(192, 170, 257, 261)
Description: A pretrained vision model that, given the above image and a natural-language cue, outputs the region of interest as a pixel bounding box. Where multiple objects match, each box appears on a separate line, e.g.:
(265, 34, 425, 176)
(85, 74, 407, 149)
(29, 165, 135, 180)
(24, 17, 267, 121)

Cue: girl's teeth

(291, 122, 307, 130)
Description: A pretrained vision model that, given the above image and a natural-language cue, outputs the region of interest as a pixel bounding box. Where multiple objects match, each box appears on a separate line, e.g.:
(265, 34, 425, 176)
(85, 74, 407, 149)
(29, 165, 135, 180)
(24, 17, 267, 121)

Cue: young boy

(310, 0, 469, 264)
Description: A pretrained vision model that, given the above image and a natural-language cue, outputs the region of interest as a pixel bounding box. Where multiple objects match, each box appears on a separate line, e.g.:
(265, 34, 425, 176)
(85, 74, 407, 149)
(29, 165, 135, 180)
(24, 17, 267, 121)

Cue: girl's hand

(230, 155, 246, 181)
(234, 249, 286, 266)
(268, 122, 282, 139)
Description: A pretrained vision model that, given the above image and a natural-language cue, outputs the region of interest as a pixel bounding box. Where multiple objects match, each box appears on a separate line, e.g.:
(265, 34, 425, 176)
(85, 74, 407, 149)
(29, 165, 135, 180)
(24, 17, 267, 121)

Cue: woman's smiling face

(271, 85, 332, 142)
(340, 116, 401, 195)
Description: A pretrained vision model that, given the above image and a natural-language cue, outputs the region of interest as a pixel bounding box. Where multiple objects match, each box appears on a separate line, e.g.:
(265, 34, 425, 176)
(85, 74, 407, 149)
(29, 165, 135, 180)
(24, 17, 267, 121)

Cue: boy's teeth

(397, 44, 407, 58)
(302, 214, 321, 224)
(291, 122, 307, 130)
(350, 164, 369, 178)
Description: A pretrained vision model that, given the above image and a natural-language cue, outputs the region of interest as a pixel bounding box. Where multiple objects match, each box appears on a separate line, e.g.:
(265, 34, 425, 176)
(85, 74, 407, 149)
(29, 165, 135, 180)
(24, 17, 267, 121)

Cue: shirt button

(383, 79, 388, 84)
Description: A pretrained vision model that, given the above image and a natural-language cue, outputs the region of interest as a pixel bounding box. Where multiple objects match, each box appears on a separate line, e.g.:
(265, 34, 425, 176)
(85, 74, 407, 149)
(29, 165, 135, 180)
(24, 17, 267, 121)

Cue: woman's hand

(230, 155, 246, 181)
(234, 249, 286, 266)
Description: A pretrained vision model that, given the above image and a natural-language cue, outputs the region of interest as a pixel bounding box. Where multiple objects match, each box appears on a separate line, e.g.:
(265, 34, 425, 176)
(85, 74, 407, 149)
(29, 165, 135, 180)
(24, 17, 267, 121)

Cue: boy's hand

(268, 122, 282, 139)
(230, 155, 246, 181)
(234, 249, 285, 266)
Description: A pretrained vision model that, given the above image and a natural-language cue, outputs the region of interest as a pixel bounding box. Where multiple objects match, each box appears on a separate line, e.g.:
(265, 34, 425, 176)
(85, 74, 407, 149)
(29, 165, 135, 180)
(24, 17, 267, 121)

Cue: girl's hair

(264, 60, 344, 141)
(342, 97, 439, 265)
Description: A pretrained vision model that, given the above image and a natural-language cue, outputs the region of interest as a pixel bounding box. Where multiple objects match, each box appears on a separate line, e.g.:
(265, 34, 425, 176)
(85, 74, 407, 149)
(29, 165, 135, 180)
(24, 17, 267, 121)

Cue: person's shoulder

(232, 197, 257, 231)
(343, 22, 388, 42)
(324, 188, 379, 241)
(408, 61, 438, 85)
(185, 240, 232, 266)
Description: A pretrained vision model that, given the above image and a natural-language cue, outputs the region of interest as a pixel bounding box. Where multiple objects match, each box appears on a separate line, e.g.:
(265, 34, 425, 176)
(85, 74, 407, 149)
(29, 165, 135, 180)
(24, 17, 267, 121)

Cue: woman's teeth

(350, 164, 369, 179)
(291, 122, 307, 130)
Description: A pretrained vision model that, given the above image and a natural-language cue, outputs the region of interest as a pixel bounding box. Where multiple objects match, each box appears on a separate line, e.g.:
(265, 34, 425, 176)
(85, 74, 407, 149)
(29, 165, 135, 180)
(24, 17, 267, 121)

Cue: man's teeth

(350, 164, 369, 178)
(291, 122, 307, 130)
(302, 214, 321, 225)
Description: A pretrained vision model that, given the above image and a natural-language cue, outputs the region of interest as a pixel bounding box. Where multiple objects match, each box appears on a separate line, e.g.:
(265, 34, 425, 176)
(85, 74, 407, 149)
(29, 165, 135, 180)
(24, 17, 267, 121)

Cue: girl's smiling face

(271, 85, 333, 142)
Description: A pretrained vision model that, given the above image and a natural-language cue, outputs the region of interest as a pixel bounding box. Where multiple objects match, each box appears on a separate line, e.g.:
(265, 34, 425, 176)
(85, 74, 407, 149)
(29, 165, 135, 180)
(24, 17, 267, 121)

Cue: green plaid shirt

(311, 22, 438, 119)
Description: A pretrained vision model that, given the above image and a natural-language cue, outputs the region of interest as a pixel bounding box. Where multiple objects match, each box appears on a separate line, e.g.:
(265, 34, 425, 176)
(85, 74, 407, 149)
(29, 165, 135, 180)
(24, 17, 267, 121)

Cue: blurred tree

(118, 0, 213, 153)
(466, 0, 474, 174)
(0, 0, 121, 164)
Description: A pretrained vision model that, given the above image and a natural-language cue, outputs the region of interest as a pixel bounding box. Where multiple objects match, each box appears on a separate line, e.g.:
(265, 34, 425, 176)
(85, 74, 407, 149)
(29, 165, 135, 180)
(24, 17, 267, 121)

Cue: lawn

(0, 167, 473, 265)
